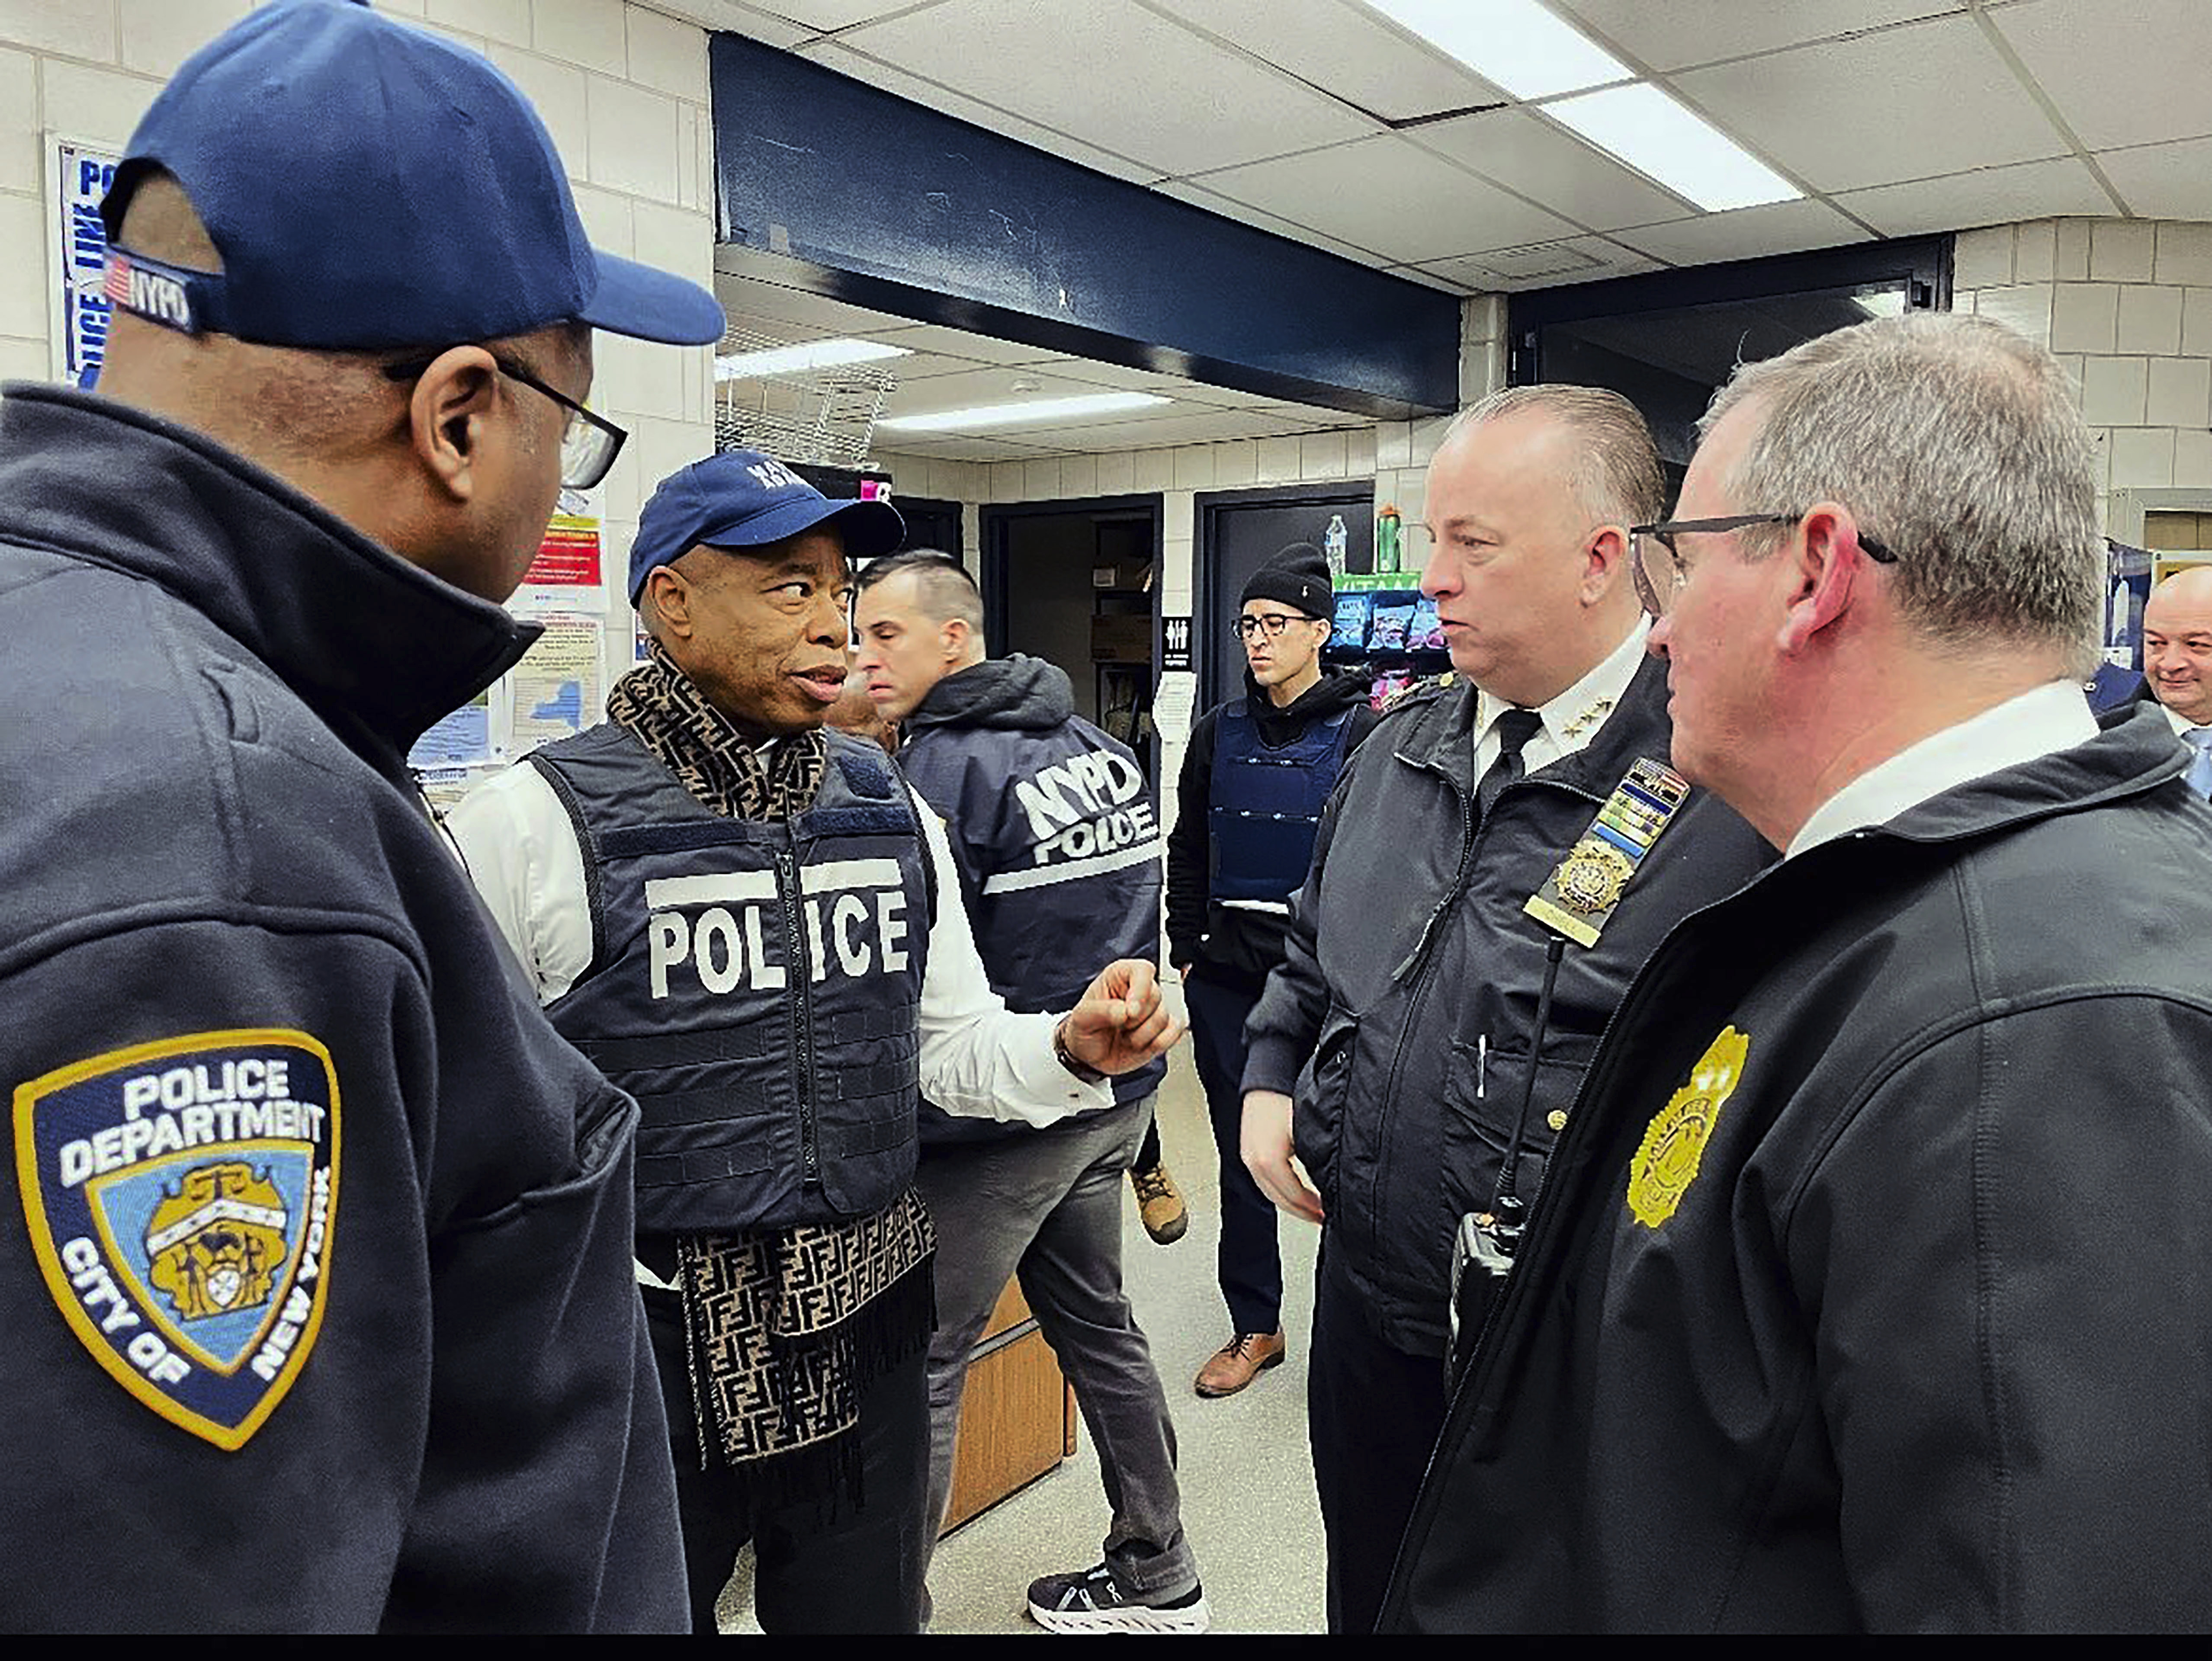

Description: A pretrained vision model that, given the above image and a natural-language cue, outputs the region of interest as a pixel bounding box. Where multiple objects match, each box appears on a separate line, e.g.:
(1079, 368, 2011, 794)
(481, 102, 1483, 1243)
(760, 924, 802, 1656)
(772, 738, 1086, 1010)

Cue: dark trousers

(1307, 1237, 1447, 1636)
(1185, 971, 1283, 1335)
(644, 1284, 930, 1635)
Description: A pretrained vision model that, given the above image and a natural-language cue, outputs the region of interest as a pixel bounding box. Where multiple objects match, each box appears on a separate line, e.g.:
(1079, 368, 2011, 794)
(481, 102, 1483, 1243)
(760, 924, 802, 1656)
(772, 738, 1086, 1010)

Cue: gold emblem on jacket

(1554, 842, 1634, 914)
(1628, 1026, 1750, 1228)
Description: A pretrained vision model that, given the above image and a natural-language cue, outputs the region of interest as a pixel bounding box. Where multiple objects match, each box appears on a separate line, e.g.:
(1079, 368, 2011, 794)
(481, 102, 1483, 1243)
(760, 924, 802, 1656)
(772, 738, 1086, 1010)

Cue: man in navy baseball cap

(0, 0, 716, 1629)
(629, 449, 906, 605)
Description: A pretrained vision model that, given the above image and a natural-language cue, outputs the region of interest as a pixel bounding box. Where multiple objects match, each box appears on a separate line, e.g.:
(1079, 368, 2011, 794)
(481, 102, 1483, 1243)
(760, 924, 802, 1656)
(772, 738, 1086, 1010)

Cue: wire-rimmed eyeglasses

(382, 350, 627, 491)
(1628, 513, 1896, 618)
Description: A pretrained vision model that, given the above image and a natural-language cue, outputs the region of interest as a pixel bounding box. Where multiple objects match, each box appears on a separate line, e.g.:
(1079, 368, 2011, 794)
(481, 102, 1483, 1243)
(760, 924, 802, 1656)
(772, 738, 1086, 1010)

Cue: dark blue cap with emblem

(629, 450, 907, 605)
(101, 0, 724, 350)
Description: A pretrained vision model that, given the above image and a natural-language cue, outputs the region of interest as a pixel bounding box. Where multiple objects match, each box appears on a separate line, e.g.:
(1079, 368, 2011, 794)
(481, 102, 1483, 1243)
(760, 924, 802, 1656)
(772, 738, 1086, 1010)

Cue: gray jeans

(914, 1095, 1199, 1600)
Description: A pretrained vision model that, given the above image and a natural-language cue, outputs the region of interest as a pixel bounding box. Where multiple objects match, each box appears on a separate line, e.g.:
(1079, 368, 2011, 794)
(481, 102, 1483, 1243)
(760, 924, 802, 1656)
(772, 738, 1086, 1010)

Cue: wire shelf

(713, 326, 897, 469)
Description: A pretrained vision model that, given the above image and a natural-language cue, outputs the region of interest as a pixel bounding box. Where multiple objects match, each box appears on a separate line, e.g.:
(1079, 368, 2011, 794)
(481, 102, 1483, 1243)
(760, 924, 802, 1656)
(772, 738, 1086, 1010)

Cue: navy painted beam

(709, 34, 1459, 419)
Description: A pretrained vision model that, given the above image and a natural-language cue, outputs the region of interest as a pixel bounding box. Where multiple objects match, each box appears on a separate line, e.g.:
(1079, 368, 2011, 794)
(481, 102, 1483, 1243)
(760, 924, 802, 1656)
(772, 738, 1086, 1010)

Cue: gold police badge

(1554, 841, 1634, 915)
(1627, 1025, 1750, 1228)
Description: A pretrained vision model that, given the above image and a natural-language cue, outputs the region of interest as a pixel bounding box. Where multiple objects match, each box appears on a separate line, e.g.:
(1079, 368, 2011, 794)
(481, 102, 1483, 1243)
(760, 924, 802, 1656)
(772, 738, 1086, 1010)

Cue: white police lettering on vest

(988, 747, 1162, 895)
(644, 858, 912, 1000)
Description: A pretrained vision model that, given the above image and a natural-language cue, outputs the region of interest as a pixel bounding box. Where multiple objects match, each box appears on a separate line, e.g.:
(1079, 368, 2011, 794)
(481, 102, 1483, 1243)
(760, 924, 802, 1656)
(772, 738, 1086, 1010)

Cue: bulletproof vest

(529, 724, 930, 1234)
(1209, 699, 1355, 903)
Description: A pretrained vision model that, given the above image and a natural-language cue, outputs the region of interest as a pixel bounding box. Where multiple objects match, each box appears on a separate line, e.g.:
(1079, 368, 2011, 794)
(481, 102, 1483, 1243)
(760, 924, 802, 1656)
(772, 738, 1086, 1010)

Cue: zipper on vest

(774, 847, 821, 1188)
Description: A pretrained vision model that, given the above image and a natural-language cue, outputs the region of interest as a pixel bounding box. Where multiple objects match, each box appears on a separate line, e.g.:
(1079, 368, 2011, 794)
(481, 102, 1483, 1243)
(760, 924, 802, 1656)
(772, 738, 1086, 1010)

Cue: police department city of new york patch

(14, 1029, 340, 1450)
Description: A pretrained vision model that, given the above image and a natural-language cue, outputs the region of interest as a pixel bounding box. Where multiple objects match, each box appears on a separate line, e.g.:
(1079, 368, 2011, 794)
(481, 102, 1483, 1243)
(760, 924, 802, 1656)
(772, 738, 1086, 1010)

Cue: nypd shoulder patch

(14, 1029, 340, 1450)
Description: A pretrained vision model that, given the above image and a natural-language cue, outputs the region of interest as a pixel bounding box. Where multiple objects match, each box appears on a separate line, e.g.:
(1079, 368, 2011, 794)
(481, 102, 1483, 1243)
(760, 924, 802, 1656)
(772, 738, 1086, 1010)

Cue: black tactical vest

(530, 724, 931, 1233)
(1209, 699, 1356, 903)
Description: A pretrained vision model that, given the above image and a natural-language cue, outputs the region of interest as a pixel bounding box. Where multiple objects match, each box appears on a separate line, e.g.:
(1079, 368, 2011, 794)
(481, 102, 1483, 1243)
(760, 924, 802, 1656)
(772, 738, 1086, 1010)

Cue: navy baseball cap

(100, 0, 723, 350)
(630, 450, 906, 605)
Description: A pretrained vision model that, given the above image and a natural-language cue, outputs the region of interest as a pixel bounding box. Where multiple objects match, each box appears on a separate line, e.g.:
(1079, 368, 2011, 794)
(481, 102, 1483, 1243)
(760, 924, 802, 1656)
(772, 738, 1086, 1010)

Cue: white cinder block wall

(1954, 217, 2212, 533)
(0, 0, 718, 692)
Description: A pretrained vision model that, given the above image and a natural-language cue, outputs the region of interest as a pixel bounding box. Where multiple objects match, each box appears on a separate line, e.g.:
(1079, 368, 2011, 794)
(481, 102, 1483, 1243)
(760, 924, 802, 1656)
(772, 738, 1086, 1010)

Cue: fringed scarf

(608, 642, 935, 1513)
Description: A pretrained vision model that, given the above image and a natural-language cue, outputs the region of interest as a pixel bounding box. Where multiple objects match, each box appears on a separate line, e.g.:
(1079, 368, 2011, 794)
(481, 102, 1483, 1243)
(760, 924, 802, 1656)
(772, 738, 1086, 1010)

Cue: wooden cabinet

(941, 1278, 1079, 1535)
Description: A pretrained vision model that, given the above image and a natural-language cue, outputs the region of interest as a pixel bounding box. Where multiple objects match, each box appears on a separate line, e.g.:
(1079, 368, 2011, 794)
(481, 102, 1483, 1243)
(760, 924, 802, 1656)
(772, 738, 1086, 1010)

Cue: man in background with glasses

(1163, 542, 1378, 1401)
(1238, 389, 1772, 1633)
(0, 0, 723, 1631)
(1388, 313, 2212, 1632)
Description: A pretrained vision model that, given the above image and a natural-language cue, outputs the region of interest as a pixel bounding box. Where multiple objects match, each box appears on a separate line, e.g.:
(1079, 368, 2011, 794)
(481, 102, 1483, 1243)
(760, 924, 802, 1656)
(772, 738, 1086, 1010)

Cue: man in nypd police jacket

(853, 552, 1204, 1632)
(1239, 386, 1775, 1635)
(449, 457, 1179, 1635)
(0, 0, 727, 1631)
(1386, 316, 2212, 1632)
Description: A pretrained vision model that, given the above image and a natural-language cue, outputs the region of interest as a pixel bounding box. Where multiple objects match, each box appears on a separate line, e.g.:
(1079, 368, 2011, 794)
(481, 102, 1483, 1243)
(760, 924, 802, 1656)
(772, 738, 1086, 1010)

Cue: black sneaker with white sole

(1025, 1561, 1211, 1634)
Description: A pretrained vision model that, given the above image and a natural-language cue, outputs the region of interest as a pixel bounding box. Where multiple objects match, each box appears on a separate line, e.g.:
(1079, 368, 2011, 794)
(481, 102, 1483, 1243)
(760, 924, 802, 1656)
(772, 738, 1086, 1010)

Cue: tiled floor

(718, 1041, 1329, 1635)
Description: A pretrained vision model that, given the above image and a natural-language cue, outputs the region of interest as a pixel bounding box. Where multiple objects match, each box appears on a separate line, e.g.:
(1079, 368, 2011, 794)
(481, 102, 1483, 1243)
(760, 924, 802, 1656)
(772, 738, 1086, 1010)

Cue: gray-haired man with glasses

(1389, 313, 2212, 1633)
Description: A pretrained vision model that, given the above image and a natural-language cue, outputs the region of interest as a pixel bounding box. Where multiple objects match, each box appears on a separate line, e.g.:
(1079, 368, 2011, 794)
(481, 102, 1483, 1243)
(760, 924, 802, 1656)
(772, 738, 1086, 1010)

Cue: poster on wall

(48, 137, 121, 391)
(505, 614, 605, 755)
(509, 484, 607, 613)
(2105, 539, 2154, 671)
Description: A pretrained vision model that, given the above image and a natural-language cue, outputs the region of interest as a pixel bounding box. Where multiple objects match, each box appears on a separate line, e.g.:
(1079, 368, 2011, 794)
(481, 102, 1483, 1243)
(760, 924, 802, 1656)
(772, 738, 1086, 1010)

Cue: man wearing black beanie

(1163, 542, 1380, 1399)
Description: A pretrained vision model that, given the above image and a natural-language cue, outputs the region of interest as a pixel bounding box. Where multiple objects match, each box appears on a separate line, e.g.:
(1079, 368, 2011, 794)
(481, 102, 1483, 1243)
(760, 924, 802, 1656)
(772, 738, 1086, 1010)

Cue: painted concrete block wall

(1953, 217, 2212, 534)
(0, 0, 717, 693)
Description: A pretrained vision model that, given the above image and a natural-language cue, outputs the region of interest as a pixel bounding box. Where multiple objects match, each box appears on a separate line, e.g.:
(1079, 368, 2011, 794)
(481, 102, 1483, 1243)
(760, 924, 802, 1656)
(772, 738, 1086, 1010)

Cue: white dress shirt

(1473, 616, 1652, 776)
(445, 756, 1111, 1126)
(1788, 679, 2100, 860)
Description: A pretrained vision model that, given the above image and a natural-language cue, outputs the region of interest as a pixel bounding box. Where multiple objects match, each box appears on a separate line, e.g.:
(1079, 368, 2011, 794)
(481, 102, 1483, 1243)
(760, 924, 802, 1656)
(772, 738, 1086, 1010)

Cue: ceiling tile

(1413, 236, 1664, 292)
(710, 0, 921, 31)
(1832, 156, 2116, 237)
(1553, 0, 1966, 71)
(1613, 198, 1870, 265)
(2095, 137, 2212, 223)
(1188, 135, 1576, 264)
(1001, 407, 1350, 449)
(1667, 15, 2069, 194)
(1990, 0, 2212, 151)
(1143, 0, 1507, 121)
(872, 433, 1066, 462)
(713, 281, 924, 338)
(868, 323, 1069, 366)
(1412, 108, 1692, 231)
(832, 0, 1378, 177)
(796, 42, 1161, 184)
(880, 363, 1145, 422)
(1145, 179, 1393, 265)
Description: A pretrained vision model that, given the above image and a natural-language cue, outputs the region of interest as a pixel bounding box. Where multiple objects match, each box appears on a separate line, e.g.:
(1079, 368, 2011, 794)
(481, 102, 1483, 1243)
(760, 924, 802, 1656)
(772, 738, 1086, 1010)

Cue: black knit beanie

(1239, 542, 1333, 619)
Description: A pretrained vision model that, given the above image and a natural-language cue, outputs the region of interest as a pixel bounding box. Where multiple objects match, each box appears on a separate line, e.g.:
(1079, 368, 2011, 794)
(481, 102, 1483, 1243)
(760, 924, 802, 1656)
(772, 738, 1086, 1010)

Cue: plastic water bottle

(1324, 513, 1348, 581)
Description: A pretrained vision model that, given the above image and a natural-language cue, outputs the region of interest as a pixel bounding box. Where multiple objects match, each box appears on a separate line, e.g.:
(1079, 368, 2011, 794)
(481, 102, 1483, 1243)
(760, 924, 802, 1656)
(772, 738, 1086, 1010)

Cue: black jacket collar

(0, 385, 539, 768)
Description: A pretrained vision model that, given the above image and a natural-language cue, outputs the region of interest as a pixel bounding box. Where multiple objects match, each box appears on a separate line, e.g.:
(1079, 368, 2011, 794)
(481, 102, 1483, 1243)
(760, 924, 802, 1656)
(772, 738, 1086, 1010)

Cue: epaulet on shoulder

(1375, 672, 1457, 721)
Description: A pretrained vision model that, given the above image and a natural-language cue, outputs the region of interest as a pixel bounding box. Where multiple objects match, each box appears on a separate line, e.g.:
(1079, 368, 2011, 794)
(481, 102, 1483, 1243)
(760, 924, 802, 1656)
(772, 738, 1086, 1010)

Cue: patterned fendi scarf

(607, 642, 935, 1510)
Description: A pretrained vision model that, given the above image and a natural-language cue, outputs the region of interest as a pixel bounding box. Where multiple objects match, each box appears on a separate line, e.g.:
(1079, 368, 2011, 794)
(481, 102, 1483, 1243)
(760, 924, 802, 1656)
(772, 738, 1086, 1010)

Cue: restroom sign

(1160, 615, 1192, 672)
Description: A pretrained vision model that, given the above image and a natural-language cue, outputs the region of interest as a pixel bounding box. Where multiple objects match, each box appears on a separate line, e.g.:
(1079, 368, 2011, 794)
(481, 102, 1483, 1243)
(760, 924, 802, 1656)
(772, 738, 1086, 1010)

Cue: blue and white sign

(49, 138, 121, 390)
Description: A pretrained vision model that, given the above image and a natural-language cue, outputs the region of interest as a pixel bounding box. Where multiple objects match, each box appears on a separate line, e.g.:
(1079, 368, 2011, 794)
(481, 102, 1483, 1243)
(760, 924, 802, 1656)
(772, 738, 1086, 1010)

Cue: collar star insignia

(1558, 696, 1615, 743)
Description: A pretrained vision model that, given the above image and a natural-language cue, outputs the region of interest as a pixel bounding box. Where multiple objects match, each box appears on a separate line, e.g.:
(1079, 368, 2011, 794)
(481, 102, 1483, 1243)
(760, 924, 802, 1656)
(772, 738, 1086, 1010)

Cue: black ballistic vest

(1209, 698, 1355, 903)
(530, 723, 931, 1233)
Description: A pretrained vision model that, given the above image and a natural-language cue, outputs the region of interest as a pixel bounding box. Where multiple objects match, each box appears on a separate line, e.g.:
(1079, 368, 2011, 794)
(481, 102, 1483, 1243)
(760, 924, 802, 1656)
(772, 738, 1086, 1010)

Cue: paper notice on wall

(506, 614, 604, 755)
(408, 687, 495, 770)
(1152, 670, 1197, 746)
(508, 487, 608, 617)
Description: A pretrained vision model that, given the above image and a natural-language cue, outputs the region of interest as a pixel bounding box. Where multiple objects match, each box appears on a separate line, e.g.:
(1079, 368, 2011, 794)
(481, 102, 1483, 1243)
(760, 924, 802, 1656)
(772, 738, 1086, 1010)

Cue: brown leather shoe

(1194, 1330, 1285, 1398)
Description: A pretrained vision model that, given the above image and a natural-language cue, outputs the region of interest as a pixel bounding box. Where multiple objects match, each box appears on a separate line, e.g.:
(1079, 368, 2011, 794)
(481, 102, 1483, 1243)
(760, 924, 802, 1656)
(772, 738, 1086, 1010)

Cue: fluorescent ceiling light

(880, 392, 1170, 432)
(1543, 83, 1801, 212)
(1362, 0, 1629, 99)
(715, 338, 910, 380)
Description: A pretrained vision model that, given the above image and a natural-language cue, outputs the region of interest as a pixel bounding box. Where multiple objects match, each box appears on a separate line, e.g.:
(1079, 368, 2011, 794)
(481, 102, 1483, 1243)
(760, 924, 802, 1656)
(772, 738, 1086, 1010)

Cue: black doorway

(1194, 482, 1375, 711)
(981, 494, 1164, 780)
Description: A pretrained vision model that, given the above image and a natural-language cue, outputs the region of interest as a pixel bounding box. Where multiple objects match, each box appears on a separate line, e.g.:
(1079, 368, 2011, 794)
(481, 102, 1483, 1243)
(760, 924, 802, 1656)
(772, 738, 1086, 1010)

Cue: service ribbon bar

(1524, 758, 1690, 947)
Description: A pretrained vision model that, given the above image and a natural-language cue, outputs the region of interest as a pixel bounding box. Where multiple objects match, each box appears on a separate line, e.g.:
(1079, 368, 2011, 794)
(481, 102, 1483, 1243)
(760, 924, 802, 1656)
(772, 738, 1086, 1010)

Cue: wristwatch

(1052, 1016, 1108, 1085)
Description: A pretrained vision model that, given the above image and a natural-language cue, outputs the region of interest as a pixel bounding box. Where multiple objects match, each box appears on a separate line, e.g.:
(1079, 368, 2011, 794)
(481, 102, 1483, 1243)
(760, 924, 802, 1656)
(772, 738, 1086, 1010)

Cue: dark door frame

(980, 492, 1165, 773)
(1195, 480, 1376, 710)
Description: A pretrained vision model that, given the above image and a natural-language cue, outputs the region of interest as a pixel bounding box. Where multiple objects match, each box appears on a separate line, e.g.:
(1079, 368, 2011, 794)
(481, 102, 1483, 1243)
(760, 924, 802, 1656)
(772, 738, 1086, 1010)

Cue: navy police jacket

(0, 387, 684, 1631)
(529, 723, 931, 1234)
(1242, 656, 1775, 1358)
(898, 655, 1166, 1146)
(1387, 707, 2212, 1632)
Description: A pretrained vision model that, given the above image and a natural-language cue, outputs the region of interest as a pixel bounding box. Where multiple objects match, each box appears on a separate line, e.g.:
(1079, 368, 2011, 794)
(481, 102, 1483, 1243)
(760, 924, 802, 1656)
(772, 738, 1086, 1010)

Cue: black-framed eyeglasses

(382, 350, 627, 491)
(1628, 512, 1897, 618)
(1233, 612, 1314, 641)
